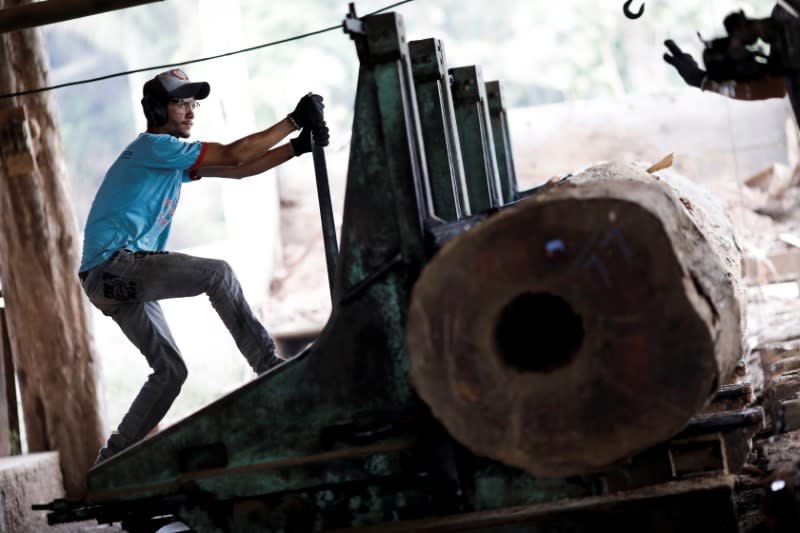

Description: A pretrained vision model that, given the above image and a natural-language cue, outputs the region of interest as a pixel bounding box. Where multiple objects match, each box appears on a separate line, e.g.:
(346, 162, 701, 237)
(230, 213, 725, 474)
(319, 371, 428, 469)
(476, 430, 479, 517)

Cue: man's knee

(170, 359, 189, 386)
(204, 257, 231, 275)
(205, 258, 238, 289)
(154, 358, 188, 389)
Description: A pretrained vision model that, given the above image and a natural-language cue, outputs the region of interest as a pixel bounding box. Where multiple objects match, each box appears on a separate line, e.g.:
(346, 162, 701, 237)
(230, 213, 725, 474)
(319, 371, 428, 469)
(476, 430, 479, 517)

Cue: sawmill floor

(730, 288, 800, 533)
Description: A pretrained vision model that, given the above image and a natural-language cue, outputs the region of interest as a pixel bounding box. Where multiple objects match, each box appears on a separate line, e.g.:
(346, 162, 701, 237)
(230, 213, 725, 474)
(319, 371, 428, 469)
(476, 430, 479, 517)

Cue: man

(78, 68, 329, 465)
(663, 1, 799, 120)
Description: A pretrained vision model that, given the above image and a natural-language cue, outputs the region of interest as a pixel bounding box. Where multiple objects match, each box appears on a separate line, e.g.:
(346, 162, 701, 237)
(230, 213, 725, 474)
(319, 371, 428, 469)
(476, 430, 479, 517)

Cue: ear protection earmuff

(141, 93, 167, 128)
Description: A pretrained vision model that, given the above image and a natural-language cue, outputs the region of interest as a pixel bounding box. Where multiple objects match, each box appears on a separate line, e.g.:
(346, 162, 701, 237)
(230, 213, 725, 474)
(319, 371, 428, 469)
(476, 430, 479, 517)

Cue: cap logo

(169, 69, 189, 80)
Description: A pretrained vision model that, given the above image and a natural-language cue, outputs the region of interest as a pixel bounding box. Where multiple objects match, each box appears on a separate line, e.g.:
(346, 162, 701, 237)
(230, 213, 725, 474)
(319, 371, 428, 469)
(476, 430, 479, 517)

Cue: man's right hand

(663, 40, 706, 88)
(290, 121, 330, 156)
(288, 93, 325, 129)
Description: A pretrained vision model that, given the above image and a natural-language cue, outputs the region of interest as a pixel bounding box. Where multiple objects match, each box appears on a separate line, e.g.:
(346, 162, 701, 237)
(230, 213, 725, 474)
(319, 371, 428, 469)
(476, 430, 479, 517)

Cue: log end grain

(407, 161, 745, 477)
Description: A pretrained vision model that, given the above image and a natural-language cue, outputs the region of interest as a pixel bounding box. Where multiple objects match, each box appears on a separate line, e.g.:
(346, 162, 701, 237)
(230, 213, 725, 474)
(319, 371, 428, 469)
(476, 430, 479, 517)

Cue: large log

(407, 161, 746, 477)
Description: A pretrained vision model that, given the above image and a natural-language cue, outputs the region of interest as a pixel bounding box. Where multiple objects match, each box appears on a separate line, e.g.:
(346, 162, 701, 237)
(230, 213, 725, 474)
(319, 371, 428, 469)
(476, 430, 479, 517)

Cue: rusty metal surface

(409, 38, 470, 222)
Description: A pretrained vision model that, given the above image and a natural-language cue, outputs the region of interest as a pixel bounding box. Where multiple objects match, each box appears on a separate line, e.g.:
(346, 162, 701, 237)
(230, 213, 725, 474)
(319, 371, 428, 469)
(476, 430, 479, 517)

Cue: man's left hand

(291, 122, 330, 156)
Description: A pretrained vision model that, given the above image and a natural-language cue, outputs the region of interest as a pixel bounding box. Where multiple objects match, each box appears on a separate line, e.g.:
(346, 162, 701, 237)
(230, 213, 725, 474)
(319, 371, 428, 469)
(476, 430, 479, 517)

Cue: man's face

(163, 98, 197, 138)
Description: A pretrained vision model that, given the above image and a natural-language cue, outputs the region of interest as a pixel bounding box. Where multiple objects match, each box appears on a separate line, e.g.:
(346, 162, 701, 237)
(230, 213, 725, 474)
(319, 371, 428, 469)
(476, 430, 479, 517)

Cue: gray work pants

(80, 249, 277, 459)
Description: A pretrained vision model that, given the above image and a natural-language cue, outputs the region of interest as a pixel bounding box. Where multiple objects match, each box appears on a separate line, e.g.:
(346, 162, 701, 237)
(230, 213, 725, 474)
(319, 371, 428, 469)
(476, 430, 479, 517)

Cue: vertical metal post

(311, 137, 338, 302)
(354, 12, 431, 268)
(409, 38, 471, 222)
(449, 65, 503, 212)
(486, 81, 518, 203)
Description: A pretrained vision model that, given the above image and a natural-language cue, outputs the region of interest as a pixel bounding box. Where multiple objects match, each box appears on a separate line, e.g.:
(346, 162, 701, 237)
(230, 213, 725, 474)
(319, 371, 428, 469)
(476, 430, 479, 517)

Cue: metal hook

(623, 0, 644, 19)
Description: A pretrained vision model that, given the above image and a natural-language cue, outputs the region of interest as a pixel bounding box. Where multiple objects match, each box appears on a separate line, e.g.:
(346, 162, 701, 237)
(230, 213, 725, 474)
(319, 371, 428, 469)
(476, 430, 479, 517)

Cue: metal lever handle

(311, 132, 339, 303)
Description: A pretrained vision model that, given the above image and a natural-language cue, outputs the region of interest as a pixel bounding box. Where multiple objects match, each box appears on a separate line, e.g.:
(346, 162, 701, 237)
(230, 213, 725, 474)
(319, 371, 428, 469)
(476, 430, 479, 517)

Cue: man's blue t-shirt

(80, 133, 206, 272)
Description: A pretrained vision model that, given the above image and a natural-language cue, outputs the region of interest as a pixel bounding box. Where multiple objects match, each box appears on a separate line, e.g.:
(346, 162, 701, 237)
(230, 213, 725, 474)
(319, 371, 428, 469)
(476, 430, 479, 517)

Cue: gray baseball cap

(145, 68, 210, 100)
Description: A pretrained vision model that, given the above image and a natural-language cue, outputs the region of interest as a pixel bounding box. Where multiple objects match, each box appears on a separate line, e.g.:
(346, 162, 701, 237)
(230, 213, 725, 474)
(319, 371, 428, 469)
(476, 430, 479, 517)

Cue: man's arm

(195, 142, 295, 180)
(663, 39, 787, 100)
(194, 93, 326, 176)
(195, 121, 330, 180)
(199, 118, 297, 168)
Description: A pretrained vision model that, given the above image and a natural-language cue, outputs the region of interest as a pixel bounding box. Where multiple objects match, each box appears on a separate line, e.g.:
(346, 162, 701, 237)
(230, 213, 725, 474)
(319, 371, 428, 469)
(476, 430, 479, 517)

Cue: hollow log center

(494, 291, 584, 373)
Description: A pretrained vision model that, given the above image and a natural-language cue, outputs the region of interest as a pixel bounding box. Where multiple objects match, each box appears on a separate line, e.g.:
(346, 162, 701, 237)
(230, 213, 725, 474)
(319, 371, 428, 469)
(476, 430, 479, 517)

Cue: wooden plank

(0, 0, 164, 34)
(668, 434, 725, 477)
(769, 370, 800, 403)
(766, 355, 800, 378)
(743, 249, 800, 284)
(780, 398, 800, 432)
(667, 407, 763, 477)
(758, 340, 800, 367)
(701, 383, 754, 414)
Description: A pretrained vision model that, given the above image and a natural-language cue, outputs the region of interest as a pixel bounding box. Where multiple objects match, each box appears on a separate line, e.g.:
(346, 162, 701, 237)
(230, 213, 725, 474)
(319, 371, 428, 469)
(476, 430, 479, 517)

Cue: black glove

(663, 40, 706, 88)
(290, 128, 311, 156)
(288, 93, 324, 129)
(290, 122, 330, 156)
(311, 121, 330, 148)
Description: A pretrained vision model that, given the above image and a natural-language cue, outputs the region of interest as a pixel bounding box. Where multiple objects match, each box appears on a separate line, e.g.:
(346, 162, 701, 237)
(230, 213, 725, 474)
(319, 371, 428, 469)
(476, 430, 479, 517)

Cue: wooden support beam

(0, 307, 20, 456)
(0, 20, 105, 496)
(0, 0, 164, 34)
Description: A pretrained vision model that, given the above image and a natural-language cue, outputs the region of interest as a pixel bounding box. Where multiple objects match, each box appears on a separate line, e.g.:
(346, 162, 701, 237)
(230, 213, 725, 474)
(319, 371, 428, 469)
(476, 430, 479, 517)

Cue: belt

(78, 250, 122, 282)
(78, 249, 167, 282)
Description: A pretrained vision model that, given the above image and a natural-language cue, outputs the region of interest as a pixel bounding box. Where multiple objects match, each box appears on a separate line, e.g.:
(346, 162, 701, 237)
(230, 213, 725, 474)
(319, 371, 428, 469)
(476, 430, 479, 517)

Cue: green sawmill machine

(36, 5, 769, 532)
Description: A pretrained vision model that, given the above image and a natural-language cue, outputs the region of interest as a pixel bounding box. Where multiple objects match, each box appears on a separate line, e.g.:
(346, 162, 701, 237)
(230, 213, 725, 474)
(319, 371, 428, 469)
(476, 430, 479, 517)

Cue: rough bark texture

(0, 0, 104, 497)
(407, 160, 746, 478)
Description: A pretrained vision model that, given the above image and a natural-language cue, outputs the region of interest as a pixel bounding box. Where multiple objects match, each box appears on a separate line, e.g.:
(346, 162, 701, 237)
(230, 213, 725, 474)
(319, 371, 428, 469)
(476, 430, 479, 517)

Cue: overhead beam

(0, 0, 164, 34)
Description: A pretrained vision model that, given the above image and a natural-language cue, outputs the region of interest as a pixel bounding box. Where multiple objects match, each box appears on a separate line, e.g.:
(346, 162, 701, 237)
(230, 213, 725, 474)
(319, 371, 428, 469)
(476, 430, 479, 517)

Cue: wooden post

(407, 161, 746, 477)
(0, 295, 21, 456)
(0, 0, 164, 35)
(0, 12, 104, 497)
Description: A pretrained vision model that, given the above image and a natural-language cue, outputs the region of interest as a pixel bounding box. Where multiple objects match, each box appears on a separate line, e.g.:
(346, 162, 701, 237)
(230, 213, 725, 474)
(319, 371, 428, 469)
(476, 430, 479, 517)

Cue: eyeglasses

(169, 99, 199, 111)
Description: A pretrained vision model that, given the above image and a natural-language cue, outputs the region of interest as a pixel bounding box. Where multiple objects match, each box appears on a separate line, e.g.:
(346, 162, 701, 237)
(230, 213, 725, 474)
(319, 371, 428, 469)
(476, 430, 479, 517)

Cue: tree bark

(407, 160, 746, 477)
(0, 0, 103, 497)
